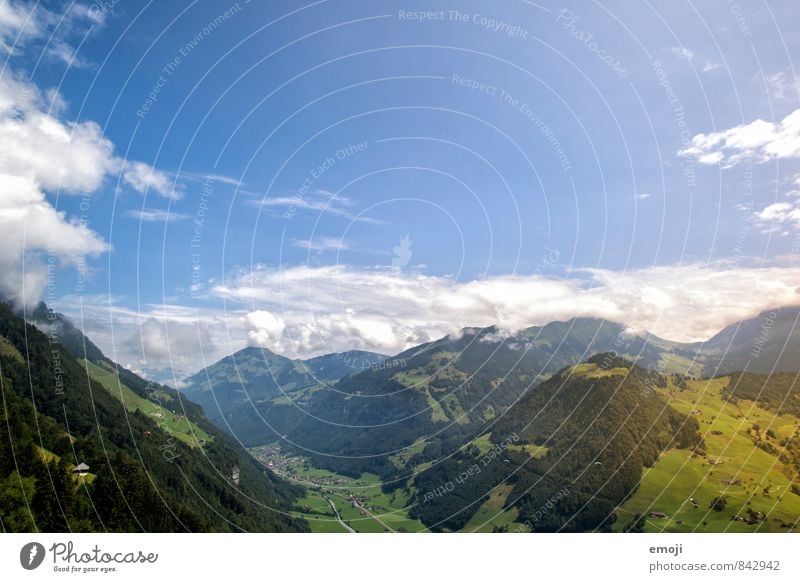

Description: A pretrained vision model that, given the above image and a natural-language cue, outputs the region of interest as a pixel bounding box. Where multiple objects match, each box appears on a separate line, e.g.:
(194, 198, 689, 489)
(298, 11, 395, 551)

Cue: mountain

(408, 355, 704, 531)
(182, 346, 387, 425)
(179, 309, 800, 510)
(183, 317, 701, 479)
(408, 357, 800, 533)
(697, 306, 800, 374)
(614, 369, 800, 532)
(1, 302, 308, 532)
(303, 350, 388, 382)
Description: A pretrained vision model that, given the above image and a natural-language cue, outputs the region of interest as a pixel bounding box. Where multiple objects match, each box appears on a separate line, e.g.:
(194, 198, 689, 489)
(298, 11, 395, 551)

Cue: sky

(1, 0, 800, 383)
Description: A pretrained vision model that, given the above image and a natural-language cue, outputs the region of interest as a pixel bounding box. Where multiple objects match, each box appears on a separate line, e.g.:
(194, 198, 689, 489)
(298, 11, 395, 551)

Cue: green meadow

(81, 359, 212, 448)
(616, 376, 800, 532)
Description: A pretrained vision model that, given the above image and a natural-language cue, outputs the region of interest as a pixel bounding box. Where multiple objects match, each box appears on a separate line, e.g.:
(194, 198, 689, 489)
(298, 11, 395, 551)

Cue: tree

(0, 472, 36, 531)
(710, 496, 727, 512)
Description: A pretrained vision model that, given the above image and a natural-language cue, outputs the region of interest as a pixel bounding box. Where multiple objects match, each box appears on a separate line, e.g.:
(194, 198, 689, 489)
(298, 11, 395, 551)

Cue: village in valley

(249, 444, 427, 533)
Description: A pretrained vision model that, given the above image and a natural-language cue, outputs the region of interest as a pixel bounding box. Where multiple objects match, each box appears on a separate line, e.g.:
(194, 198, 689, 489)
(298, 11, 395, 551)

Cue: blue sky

(2, 0, 800, 380)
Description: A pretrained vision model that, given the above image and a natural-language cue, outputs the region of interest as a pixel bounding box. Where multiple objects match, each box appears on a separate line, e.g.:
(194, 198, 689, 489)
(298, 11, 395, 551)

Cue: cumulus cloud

(0, 0, 39, 54)
(0, 173, 108, 304)
(679, 108, 800, 166)
(50, 261, 800, 380)
(0, 1, 108, 64)
(121, 161, 183, 199)
(244, 310, 286, 351)
(213, 263, 800, 358)
(0, 74, 117, 192)
(130, 317, 216, 375)
(52, 298, 248, 381)
(0, 38, 181, 305)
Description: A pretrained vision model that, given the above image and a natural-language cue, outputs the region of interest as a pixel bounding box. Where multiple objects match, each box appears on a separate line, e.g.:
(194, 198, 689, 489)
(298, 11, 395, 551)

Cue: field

(81, 359, 213, 448)
(252, 445, 428, 532)
(615, 376, 800, 532)
(460, 483, 524, 532)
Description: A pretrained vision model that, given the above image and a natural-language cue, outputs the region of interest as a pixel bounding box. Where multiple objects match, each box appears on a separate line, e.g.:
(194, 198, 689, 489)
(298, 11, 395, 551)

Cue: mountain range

(182, 308, 800, 477)
(3, 302, 799, 532)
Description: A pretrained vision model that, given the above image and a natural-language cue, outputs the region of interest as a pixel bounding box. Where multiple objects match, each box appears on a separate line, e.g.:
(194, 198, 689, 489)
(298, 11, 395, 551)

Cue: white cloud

(0, 173, 108, 304)
(754, 201, 800, 233)
(131, 317, 215, 373)
(180, 171, 244, 188)
(50, 261, 800, 380)
(244, 310, 286, 351)
(211, 263, 800, 358)
(764, 72, 799, 101)
(0, 1, 39, 54)
(0, 1, 108, 64)
(127, 209, 189, 222)
(0, 73, 116, 192)
(248, 189, 386, 225)
(702, 62, 721, 73)
(636, 193, 652, 200)
(121, 160, 183, 199)
(669, 46, 694, 61)
(679, 108, 800, 166)
(0, 58, 181, 305)
(292, 236, 350, 252)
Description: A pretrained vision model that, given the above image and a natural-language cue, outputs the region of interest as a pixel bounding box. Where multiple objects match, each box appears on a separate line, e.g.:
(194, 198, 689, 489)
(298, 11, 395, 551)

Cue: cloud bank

(216, 262, 800, 358)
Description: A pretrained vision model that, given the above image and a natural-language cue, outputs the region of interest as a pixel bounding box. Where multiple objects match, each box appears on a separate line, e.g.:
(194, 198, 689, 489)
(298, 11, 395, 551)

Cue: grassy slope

(81, 359, 213, 448)
(616, 376, 800, 532)
(460, 483, 522, 532)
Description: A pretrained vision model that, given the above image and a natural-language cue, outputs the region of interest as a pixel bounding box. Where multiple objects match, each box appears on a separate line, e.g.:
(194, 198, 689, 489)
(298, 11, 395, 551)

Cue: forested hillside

(0, 303, 308, 532)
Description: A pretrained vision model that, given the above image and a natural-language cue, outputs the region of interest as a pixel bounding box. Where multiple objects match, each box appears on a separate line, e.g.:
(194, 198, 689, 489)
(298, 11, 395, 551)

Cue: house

(72, 463, 90, 476)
